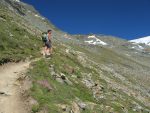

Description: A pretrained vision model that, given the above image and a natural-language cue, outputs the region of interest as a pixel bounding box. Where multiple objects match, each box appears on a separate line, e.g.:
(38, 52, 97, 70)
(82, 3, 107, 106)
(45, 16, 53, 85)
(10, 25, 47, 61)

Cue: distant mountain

(130, 36, 150, 46)
(84, 35, 107, 45)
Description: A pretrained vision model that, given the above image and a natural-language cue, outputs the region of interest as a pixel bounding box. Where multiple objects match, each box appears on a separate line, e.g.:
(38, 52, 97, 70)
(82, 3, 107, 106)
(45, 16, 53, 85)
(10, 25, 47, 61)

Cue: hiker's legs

(42, 46, 45, 56)
(44, 46, 47, 55)
(46, 48, 50, 55)
(50, 47, 52, 54)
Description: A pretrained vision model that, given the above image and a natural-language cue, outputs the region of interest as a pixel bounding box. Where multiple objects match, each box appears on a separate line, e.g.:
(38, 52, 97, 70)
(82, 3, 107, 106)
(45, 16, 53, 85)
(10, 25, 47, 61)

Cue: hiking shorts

(45, 41, 52, 48)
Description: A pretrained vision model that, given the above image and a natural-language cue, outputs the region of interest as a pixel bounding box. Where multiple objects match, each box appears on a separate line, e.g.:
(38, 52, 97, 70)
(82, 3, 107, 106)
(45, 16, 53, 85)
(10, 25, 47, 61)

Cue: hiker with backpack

(42, 30, 52, 57)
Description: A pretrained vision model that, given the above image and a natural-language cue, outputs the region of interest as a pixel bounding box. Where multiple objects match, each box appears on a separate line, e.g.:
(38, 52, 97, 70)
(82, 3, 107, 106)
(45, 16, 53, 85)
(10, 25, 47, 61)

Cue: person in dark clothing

(43, 30, 52, 57)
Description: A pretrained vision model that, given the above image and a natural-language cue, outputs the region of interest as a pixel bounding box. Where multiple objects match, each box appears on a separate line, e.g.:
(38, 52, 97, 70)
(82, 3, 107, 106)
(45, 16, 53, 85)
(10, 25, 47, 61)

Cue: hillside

(0, 0, 150, 113)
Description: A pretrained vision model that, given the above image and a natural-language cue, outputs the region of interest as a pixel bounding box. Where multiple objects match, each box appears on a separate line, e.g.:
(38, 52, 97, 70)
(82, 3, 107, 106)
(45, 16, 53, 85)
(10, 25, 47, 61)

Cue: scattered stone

(37, 109, 48, 113)
(28, 97, 39, 106)
(94, 83, 98, 86)
(72, 102, 80, 113)
(56, 77, 64, 84)
(37, 80, 53, 91)
(65, 49, 69, 53)
(64, 78, 73, 85)
(82, 79, 94, 89)
(9, 32, 13, 37)
(77, 102, 86, 110)
(0, 91, 5, 95)
(85, 102, 97, 110)
(14, 71, 18, 73)
(60, 73, 66, 80)
(57, 104, 71, 113)
(0, 17, 6, 22)
(64, 64, 75, 74)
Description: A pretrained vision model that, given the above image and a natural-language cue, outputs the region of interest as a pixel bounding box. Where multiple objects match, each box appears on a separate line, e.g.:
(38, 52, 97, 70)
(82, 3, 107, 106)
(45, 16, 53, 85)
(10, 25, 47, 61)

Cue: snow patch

(85, 35, 107, 45)
(35, 14, 40, 18)
(41, 17, 45, 20)
(27, 10, 31, 13)
(34, 14, 46, 20)
(138, 45, 144, 49)
(130, 36, 150, 46)
(13, 0, 20, 2)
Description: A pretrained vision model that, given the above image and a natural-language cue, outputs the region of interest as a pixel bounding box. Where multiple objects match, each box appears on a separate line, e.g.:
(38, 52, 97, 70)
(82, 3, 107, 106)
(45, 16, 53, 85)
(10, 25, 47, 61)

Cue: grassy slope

(28, 43, 150, 113)
(0, 8, 41, 64)
(0, 5, 149, 113)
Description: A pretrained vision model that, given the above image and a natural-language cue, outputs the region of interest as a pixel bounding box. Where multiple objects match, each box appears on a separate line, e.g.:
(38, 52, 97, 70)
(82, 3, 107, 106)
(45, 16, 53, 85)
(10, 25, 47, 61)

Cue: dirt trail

(0, 61, 31, 113)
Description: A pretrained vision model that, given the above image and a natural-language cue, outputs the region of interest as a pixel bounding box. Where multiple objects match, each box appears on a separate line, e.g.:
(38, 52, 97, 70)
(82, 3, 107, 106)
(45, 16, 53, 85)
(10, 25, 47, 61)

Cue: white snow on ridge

(13, 0, 20, 2)
(85, 35, 107, 45)
(35, 14, 40, 18)
(34, 14, 45, 20)
(130, 36, 150, 46)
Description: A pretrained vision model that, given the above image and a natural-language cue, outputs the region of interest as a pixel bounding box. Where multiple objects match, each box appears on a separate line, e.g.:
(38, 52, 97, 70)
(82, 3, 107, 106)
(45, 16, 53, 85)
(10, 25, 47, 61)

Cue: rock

(0, 17, 6, 22)
(64, 78, 73, 85)
(85, 102, 97, 110)
(71, 102, 80, 113)
(50, 71, 56, 76)
(65, 49, 69, 53)
(9, 33, 14, 37)
(56, 77, 64, 84)
(37, 109, 48, 113)
(57, 104, 71, 113)
(27, 97, 39, 106)
(61, 75, 66, 80)
(37, 80, 53, 91)
(82, 79, 94, 89)
(0, 91, 5, 95)
(77, 102, 86, 110)
(64, 64, 75, 74)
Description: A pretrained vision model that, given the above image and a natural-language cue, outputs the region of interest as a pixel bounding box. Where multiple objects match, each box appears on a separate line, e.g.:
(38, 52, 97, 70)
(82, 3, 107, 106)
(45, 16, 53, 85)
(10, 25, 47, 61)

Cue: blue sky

(22, 0, 150, 40)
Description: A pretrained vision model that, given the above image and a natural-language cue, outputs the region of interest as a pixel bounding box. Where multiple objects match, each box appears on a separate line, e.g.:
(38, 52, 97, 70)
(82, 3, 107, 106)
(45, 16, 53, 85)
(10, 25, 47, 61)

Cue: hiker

(42, 30, 52, 57)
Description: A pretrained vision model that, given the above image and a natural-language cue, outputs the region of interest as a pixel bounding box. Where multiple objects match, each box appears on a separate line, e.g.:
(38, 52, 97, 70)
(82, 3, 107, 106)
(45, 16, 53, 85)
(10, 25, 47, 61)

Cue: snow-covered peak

(85, 35, 107, 45)
(130, 36, 150, 46)
(88, 35, 97, 38)
(13, 0, 20, 2)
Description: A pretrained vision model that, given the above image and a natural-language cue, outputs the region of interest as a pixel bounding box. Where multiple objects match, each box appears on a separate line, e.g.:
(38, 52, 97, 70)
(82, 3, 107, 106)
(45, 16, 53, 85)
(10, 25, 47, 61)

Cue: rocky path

(0, 61, 30, 113)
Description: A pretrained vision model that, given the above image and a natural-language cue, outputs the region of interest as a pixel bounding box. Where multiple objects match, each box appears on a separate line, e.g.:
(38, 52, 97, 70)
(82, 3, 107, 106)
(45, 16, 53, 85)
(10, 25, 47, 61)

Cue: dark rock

(61, 73, 66, 80)
(0, 91, 5, 95)
(61, 75, 66, 80)
(94, 83, 98, 86)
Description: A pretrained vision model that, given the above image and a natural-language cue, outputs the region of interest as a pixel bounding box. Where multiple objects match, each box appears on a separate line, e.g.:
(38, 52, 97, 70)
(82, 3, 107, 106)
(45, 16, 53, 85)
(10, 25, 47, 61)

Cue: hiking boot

(45, 54, 51, 58)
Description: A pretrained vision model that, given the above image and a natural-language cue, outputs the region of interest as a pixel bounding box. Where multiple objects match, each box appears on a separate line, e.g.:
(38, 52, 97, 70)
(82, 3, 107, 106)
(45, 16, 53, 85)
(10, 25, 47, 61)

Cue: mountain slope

(0, 0, 150, 113)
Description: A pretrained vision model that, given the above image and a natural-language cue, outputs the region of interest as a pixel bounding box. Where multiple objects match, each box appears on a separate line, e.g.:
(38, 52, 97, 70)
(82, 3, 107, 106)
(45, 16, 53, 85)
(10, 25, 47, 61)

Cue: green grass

(28, 49, 96, 112)
(0, 10, 41, 64)
(27, 43, 150, 113)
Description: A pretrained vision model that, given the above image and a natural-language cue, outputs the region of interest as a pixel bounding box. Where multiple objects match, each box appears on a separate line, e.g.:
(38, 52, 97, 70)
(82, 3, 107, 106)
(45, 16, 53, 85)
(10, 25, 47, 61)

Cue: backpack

(42, 33, 48, 43)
